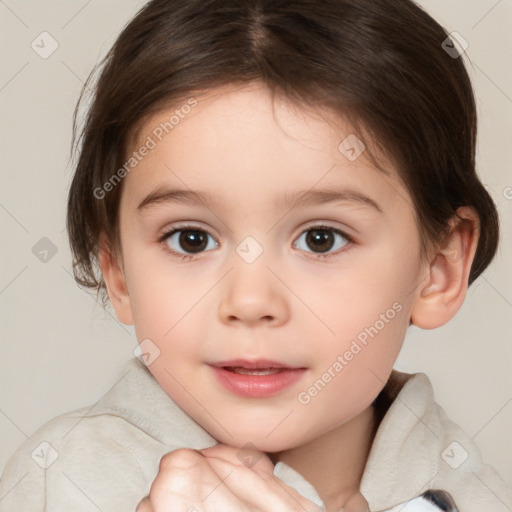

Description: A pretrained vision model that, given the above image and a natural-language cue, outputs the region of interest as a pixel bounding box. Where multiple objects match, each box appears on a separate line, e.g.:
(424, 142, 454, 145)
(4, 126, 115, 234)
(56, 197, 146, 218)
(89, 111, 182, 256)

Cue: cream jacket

(0, 358, 510, 511)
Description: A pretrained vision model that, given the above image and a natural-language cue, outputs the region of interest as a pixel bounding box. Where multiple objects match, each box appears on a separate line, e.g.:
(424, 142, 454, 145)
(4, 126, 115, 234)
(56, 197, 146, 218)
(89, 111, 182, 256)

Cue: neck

(269, 405, 378, 511)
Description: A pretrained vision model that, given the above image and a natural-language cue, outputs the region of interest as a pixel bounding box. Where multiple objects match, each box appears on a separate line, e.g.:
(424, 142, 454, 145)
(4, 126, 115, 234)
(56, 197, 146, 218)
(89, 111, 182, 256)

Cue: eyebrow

(137, 185, 383, 214)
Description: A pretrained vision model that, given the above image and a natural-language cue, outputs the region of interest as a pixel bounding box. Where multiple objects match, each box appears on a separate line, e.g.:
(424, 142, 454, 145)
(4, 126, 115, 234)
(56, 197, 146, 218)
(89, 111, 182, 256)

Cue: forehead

(123, 82, 409, 214)
(133, 82, 347, 161)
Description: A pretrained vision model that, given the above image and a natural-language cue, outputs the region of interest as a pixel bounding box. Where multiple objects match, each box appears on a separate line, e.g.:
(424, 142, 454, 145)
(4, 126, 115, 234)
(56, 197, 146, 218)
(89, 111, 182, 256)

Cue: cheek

(307, 251, 415, 346)
(123, 251, 196, 343)
(124, 253, 225, 374)
(297, 245, 417, 398)
(294, 305, 408, 439)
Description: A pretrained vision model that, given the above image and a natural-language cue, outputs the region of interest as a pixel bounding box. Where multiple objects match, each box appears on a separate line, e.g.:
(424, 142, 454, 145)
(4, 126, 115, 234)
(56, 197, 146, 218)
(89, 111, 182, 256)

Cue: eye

(293, 225, 350, 257)
(161, 227, 219, 256)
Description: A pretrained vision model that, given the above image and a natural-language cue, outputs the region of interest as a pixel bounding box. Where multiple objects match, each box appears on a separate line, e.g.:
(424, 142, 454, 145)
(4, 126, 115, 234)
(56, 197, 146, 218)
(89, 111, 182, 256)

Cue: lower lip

(210, 366, 307, 398)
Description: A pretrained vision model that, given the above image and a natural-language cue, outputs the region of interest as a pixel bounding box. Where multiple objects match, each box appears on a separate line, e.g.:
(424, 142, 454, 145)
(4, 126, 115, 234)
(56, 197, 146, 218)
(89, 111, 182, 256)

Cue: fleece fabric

(0, 357, 510, 511)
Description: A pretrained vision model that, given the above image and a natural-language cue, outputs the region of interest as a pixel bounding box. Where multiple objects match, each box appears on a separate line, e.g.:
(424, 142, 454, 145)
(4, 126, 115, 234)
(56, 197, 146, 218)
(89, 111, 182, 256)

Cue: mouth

(210, 359, 305, 372)
(222, 367, 286, 375)
(208, 359, 307, 398)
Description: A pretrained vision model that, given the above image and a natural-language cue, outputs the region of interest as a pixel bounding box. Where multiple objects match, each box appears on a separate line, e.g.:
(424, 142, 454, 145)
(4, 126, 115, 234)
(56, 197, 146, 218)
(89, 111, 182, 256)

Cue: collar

(92, 359, 442, 510)
(360, 369, 442, 509)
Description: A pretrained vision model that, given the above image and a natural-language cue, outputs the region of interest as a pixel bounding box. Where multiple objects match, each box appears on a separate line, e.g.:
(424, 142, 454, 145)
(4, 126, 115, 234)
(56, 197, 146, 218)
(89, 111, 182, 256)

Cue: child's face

(111, 82, 428, 451)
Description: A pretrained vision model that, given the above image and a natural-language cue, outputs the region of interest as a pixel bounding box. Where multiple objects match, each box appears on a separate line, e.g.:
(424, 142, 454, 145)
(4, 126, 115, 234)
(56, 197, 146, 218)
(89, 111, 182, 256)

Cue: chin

(207, 428, 299, 453)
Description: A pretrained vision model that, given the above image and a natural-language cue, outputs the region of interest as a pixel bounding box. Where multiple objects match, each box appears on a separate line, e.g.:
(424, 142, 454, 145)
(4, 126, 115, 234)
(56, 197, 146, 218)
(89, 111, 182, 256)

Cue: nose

(218, 258, 289, 328)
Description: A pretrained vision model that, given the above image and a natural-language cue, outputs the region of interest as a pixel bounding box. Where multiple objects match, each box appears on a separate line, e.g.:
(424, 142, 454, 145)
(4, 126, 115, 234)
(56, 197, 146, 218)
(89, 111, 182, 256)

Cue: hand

(343, 492, 370, 512)
(136, 444, 323, 512)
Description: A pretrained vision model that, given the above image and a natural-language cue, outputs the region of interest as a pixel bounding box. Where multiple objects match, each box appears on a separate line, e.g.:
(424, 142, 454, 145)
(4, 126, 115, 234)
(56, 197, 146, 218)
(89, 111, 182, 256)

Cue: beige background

(1, 0, 511, 486)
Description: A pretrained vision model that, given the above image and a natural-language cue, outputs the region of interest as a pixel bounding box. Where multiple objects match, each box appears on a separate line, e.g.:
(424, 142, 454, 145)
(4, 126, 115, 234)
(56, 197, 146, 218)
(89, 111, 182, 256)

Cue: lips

(226, 367, 283, 375)
(208, 359, 307, 398)
(210, 359, 302, 370)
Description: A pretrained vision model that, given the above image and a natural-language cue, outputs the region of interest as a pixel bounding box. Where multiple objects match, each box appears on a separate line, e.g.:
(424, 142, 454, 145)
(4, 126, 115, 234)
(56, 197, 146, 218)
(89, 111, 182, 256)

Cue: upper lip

(209, 359, 304, 369)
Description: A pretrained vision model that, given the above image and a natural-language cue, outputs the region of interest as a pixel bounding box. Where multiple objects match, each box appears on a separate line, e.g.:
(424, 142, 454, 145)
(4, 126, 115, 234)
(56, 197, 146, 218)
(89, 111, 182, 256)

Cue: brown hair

(67, 0, 499, 304)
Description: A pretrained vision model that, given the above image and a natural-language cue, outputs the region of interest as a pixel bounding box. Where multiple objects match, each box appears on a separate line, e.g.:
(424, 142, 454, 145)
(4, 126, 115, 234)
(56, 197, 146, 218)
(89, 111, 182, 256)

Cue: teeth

(228, 367, 283, 375)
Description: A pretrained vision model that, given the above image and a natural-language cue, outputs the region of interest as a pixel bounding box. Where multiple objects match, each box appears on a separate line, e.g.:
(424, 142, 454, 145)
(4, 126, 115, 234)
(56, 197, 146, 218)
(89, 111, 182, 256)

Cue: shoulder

(363, 370, 512, 512)
(0, 404, 162, 511)
(0, 359, 175, 511)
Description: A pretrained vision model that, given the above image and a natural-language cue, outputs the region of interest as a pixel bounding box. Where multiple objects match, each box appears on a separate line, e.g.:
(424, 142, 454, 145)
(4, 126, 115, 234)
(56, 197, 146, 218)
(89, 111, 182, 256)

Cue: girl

(1, 0, 510, 510)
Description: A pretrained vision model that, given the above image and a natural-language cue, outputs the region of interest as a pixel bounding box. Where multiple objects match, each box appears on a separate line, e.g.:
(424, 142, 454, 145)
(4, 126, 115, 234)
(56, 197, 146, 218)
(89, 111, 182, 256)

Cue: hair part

(67, 0, 499, 305)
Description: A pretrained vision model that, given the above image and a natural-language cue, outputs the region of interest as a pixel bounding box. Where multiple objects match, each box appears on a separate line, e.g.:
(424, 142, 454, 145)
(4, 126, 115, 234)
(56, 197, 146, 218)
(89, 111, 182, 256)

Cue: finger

(200, 444, 275, 477)
(150, 449, 244, 511)
(135, 497, 153, 512)
(203, 455, 322, 512)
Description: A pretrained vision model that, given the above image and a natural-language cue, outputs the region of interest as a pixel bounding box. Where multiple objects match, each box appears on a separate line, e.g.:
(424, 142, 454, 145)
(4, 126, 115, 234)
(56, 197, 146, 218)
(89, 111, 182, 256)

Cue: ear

(411, 207, 480, 329)
(98, 236, 134, 325)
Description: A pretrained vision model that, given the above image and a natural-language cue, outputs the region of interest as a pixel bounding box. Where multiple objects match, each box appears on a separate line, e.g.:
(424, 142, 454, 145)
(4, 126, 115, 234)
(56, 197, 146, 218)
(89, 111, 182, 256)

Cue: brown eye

(305, 229, 335, 253)
(178, 230, 208, 253)
(164, 228, 218, 254)
(294, 226, 349, 255)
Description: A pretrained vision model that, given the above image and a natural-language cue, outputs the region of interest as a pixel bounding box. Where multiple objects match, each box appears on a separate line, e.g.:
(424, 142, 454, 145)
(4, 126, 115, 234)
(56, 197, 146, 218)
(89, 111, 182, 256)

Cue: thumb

(343, 492, 370, 512)
(199, 443, 275, 476)
(240, 448, 276, 476)
(135, 497, 153, 512)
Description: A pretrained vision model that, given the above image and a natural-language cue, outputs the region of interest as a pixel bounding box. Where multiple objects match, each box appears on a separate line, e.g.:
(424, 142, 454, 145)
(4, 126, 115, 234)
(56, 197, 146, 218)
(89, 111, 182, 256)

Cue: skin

(100, 81, 479, 511)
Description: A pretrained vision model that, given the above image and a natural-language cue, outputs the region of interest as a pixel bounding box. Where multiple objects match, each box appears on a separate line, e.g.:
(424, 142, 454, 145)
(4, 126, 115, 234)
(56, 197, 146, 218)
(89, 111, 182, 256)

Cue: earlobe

(411, 207, 480, 330)
(98, 238, 134, 325)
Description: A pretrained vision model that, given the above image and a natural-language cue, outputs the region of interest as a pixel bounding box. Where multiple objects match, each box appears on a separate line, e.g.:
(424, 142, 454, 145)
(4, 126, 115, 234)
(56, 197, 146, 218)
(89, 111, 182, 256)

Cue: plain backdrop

(1, 0, 511, 486)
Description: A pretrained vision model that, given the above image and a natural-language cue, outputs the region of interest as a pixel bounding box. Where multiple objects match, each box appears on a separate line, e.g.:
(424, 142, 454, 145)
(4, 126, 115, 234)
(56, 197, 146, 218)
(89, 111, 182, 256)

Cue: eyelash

(158, 226, 216, 262)
(158, 224, 354, 262)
